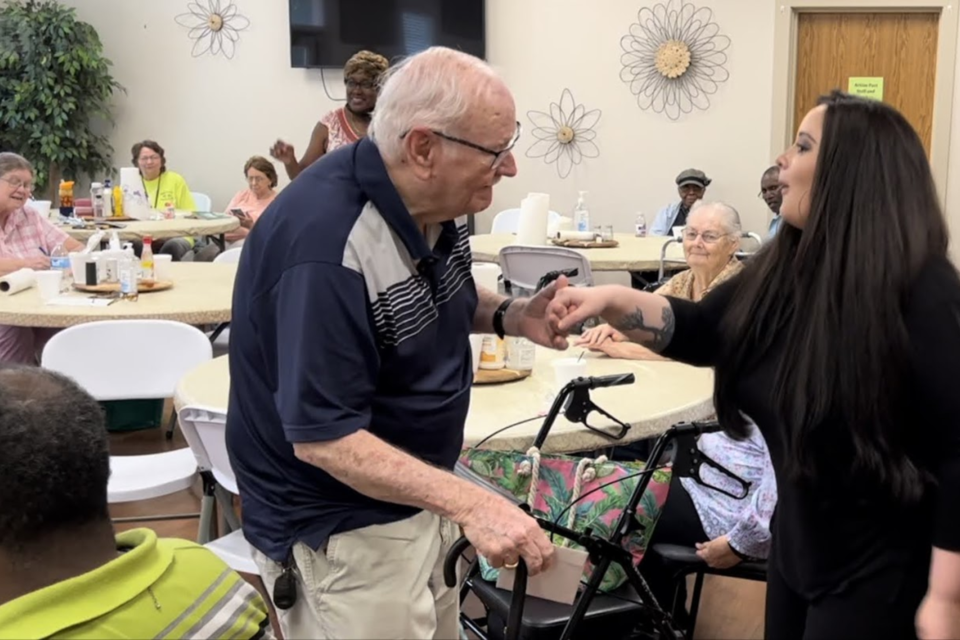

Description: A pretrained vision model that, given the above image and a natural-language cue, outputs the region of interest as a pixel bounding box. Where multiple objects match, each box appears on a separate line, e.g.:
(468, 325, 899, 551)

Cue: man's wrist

(492, 298, 514, 339)
(500, 297, 528, 338)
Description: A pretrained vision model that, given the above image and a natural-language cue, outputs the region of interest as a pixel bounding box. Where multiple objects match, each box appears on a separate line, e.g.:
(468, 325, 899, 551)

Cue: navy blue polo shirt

(225, 138, 478, 563)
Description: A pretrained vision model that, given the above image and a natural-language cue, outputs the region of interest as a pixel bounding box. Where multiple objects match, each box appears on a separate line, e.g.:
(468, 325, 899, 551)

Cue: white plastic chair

(491, 208, 563, 234)
(213, 247, 243, 264)
(179, 405, 258, 573)
(192, 192, 212, 212)
(498, 245, 594, 296)
(41, 320, 213, 524)
(207, 247, 241, 355)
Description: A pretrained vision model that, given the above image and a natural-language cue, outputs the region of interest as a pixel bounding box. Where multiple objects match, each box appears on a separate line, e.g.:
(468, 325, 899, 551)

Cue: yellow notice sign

(848, 77, 884, 101)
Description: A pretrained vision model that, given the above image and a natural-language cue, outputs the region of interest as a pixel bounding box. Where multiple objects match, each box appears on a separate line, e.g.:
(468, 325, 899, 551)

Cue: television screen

(289, 0, 485, 69)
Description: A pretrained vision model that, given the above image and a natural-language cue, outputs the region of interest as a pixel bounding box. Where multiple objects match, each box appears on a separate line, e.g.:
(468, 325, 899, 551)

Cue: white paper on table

(495, 544, 589, 605)
(0, 268, 35, 295)
(44, 296, 116, 307)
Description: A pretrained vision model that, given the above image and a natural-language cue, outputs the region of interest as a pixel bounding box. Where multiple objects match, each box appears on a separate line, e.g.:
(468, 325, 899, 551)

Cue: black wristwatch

(492, 298, 515, 339)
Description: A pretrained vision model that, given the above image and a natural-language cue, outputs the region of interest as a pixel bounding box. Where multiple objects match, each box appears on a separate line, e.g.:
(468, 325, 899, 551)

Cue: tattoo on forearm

(611, 305, 676, 352)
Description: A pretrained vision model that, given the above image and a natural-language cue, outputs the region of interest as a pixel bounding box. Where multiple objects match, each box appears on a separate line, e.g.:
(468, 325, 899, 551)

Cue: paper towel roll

(556, 230, 596, 241)
(0, 268, 35, 295)
(516, 192, 550, 246)
(471, 263, 502, 292)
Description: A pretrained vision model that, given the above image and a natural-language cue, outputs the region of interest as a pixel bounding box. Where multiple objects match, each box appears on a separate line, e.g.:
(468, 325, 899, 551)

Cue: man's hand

(269, 139, 297, 165)
(917, 594, 960, 639)
(457, 492, 555, 576)
(547, 284, 619, 334)
(695, 536, 742, 569)
(511, 276, 571, 350)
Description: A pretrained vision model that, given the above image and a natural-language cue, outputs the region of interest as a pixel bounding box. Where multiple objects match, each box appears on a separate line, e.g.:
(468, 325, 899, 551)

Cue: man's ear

(402, 128, 439, 179)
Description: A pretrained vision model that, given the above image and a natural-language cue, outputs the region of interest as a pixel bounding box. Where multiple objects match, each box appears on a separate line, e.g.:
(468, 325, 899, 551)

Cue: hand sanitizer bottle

(573, 191, 590, 232)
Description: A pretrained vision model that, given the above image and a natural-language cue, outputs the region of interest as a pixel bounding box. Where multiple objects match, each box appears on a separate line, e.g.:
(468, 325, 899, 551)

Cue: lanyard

(142, 173, 164, 209)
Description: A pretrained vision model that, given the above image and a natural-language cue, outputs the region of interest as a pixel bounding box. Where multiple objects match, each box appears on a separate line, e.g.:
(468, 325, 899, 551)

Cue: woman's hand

(23, 256, 50, 270)
(547, 286, 619, 334)
(574, 323, 625, 347)
(238, 214, 254, 229)
(695, 536, 742, 569)
(269, 140, 297, 165)
(917, 593, 960, 639)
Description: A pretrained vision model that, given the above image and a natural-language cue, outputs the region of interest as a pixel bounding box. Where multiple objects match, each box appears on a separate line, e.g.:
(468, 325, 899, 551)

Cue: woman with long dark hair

(547, 91, 960, 638)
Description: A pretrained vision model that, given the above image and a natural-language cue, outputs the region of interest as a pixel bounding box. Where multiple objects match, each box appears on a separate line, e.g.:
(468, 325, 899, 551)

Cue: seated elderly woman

(0, 153, 84, 363)
(580, 200, 743, 359)
(578, 201, 776, 626)
(223, 155, 278, 249)
(131, 140, 217, 261)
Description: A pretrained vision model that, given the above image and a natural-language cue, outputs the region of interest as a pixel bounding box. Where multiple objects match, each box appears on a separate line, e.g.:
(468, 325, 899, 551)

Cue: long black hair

(715, 91, 949, 501)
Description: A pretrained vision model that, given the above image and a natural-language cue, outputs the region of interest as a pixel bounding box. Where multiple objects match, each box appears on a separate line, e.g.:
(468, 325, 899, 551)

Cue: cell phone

(230, 208, 248, 218)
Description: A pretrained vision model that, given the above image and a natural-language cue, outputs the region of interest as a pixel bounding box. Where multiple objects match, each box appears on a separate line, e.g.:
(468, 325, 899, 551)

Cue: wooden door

(794, 12, 939, 154)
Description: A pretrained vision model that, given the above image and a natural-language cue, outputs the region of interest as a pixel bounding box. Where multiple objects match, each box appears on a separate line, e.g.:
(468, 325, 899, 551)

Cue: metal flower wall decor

(526, 89, 602, 179)
(620, 1, 731, 120)
(175, 0, 250, 59)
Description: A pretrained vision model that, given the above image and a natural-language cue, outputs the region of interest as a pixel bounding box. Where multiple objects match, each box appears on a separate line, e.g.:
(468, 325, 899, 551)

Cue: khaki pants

(254, 510, 460, 640)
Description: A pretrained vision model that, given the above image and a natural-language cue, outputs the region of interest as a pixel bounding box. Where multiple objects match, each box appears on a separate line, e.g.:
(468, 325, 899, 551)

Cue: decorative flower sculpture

(175, 0, 250, 60)
(526, 89, 602, 179)
(620, 1, 731, 120)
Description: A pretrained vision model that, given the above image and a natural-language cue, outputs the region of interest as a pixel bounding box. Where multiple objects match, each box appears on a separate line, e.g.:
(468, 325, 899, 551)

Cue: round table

(174, 346, 714, 454)
(60, 216, 239, 243)
(470, 233, 686, 273)
(0, 263, 236, 328)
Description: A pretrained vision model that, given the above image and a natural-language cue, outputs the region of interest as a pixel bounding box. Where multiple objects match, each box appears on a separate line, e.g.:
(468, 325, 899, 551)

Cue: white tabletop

(470, 233, 687, 273)
(174, 345, 714, 454)
(0, 262, 235, 328)
(60, 216, 239, 242)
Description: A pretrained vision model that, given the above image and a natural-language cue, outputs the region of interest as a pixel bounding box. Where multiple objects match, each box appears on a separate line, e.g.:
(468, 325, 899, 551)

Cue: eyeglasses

(247, 175, 267, 184)
(402, 122, 522, 170)
(345, 79, 375, 91)
(0, 176, 33, 192)
(683, 229, 727, 244)
(139, 155, 161, 163)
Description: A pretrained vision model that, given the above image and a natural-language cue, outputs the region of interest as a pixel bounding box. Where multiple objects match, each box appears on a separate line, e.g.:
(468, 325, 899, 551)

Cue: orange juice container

(58, 180, 75, 216)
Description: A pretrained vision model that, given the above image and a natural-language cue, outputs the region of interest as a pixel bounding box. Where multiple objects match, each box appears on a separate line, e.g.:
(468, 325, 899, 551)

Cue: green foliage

(0, 0, 124, 195)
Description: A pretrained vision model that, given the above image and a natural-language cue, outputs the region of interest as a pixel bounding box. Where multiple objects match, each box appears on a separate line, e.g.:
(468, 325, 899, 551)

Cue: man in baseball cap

(650, 168, 712, 236)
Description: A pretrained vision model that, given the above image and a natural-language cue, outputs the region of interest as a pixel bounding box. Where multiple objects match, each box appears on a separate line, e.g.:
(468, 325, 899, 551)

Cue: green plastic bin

(100, 399, 165, 432)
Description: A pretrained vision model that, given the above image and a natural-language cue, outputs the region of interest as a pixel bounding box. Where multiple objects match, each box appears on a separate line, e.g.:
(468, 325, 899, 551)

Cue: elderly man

(0, 366, 272, 639)
(227, 47, 566, 639)
(649, 168, 712, 236)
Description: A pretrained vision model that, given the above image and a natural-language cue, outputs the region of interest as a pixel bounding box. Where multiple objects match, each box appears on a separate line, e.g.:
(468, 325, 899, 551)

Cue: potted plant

(0, 0, 124, 199)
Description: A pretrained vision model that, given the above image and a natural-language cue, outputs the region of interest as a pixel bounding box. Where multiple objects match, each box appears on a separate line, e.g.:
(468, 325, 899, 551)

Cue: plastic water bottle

(103, 179, 113, 217)
(118, 255, 138, 300)
(91, 182, 104, 218)
(573, 191, 590, 232)
(50, 242, 71, 292)
(635, 212, 647, 237)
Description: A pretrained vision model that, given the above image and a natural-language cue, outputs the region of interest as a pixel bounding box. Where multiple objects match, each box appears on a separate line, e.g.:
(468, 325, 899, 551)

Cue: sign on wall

(848, 77, 885, 101)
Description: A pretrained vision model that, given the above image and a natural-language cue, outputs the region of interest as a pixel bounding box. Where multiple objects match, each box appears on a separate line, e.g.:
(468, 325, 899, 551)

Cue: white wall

(61, 0, 774, 234)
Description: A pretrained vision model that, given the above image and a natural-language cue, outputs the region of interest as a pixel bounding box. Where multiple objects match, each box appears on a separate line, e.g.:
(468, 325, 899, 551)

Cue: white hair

(690, 200, 742, 236)
(369, 47, 501, 162)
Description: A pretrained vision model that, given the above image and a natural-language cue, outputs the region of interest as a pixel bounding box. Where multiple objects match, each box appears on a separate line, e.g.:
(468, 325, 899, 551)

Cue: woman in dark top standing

(547, 91, 960, 639)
